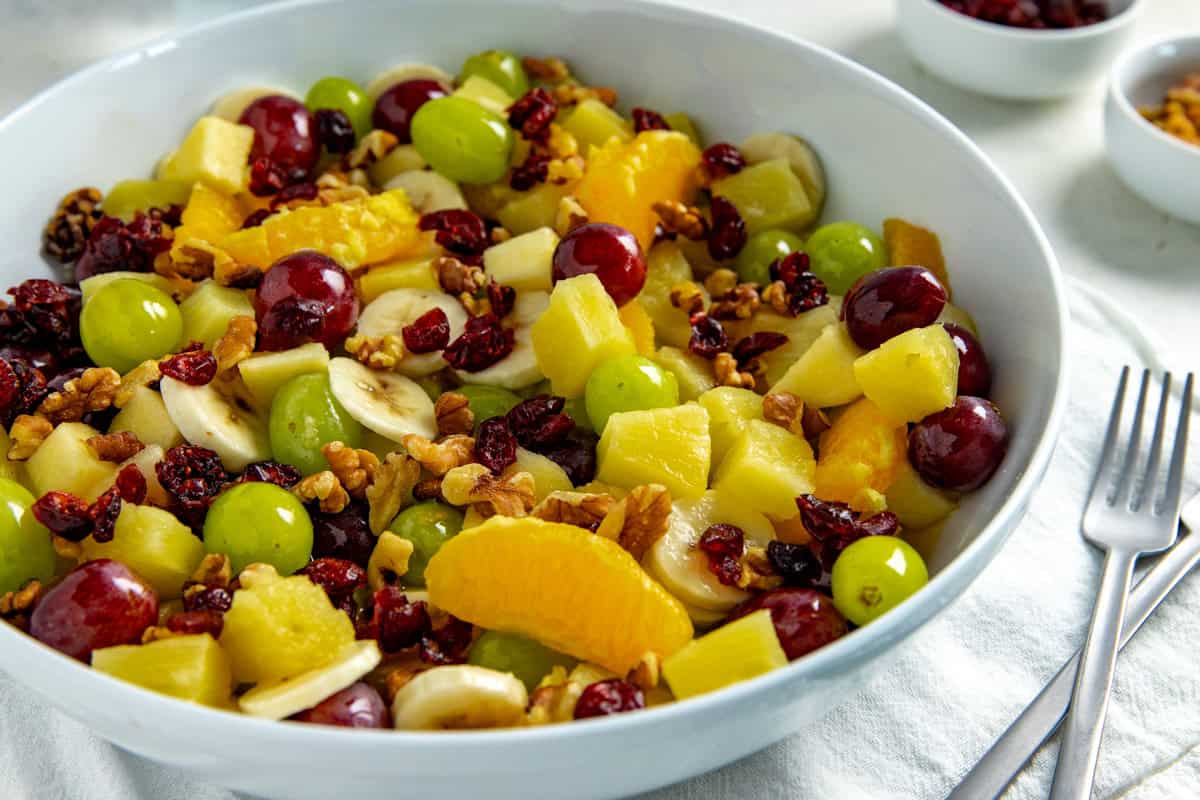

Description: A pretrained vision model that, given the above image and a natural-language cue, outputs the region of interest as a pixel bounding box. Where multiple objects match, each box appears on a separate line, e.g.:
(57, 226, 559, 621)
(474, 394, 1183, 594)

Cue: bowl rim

(0, 0, 1070, 753)
(1108, 33, 1200, 159)
(914, 0, 1144, 41)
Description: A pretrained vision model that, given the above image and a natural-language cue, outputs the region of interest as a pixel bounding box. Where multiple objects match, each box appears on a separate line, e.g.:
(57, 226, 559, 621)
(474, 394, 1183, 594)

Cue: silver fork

(1050, 368, 1194, 800)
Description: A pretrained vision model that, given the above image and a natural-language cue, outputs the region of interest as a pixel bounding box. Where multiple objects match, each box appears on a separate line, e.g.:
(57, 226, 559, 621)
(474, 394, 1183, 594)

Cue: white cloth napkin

(0, 290, 1197, 800)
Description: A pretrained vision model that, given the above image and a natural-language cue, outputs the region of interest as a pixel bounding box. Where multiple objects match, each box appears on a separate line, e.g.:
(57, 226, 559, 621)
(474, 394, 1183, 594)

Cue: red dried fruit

(7, 279, 82, 347)
(731, 331, 789, 367)
(442, 313, 514, 372)
(149, 203, 185, 228)
(159, 350, 218, 386)
(419, 210, 489, 259)
(940, 0, 1107, 28)
(687, 313, 728, 359)
(75, 213, 171, 281)
(237, 460, 302, 488)
(701, 143, 745, 179)
(299, 558, 368, 605)
(114, 463, 148, 505)
(89, 488, 122, 543)
(358, 586, 431, 653)
(270, 181, 320, 210)
(166, 609, 224, 638)
(574, 678, 645, 719)
(32, 491, 93, 542)
(698, 523, 745, 587)
(487, 281, 516, 319)
(505, 395, 574, 449)
(0, 360, 48, 427)
(419, 615, 474, 665)
(183, 585, 233, 613)
(538, 428, 598, 485)
(12, 279, 71, 308)
(631, 108, 669, 133)
(771, 252, 829, 315)
(241, 208, 274, 229)
(155, 445, 228, 527)
(311, 501, 374, 567)
(509, 151, 551, 191)
(507, 88, 557, 141)
(706, 196, 747, 261)
(795, 494, 899, 570)
(0, 359, 19, 413)
(401, 307, 450, 354)
(765, 540, 824, 589)
(249, 156, 288, 197)
(314, 108, 356, 154)
(474, 417, 518, 474)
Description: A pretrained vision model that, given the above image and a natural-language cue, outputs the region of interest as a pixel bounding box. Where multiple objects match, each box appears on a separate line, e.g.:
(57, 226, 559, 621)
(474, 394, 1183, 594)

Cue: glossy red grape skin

(551, 223, 647, 307)
(239, 95, 319, 173)
(29, 559, 158, 661)
(372, 79, 448, 143)
(909, 396, 1008, 492)
(290, 682, 390, 728)
(842, 266, 948, 350)
(731, 588, 847, 661)
(254, 251, 360, 351)
(943, 323, 992, 397)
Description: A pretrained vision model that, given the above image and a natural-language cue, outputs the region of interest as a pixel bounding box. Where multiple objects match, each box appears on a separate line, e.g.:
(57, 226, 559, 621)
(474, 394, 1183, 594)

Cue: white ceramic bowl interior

(1105, 35, 1200, 223)
(0, 1, 1068, 798)
(896, 0, 1143, 100)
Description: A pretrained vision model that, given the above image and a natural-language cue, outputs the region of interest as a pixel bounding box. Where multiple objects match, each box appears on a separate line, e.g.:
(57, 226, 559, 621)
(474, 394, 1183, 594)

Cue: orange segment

(618, 298, 656, 356)
(576, 131, 702, 252)
(169, 183, 242, 263)
(814, 397, 907, 508)
(883, 218, 951, 298)
(425, 515, 693, 674)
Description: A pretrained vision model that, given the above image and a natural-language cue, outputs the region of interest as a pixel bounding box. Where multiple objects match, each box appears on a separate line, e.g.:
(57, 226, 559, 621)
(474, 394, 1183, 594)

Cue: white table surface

(1, 1, 1199, 798)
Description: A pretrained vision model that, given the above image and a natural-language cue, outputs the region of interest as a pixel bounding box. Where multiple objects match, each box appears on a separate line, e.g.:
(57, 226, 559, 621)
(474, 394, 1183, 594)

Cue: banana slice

(391, 665, 528, 730)
(239, 640, 382, 720)
(160, 375, 271, 472)
(454, 291, 548, 391)
(328, 357, 437, 442)
(739, 132, 826, 213)
(211, 85, 300, 123)
(643, 490, 776, 616)
(356, 288, 469, 377)
(366, 63, 454, 101)
(384, 170, 467, 214)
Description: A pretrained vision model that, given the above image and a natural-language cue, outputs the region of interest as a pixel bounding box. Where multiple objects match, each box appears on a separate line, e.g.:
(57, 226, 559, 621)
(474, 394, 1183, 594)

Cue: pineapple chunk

(358, 257, 439, 302)
(158, 116, 255, 195)
(711, 158, 815, 234)
(854, 325, 959, 423)
(618, 299, 656, 357)
(712, 419, 815, 520)
(698, 387, 763, 469)
(368, 144, 427, 186)
(483, 227, 558, 292)
(180, 281, 254, 349)
(562, 98, 634, 152)
(531, 274, 636, 397)
(653, 346, 715, 402)
(103, 179, 194, 221)
(26, 422, 117, 501)
(496, 182, 573, 235)
(637, 242, 701, 349)
(453, 75, 514, 115)
(109, 385, 183, 451)
(596, 404, 710, 499)
(80, 504, 206, 599)
(506, 447, 573, 500)
(80, 271, 176, 305)
(92, 634, 233, 708)
(237, 342, 331, 407)
(814, 398, 908, 507)
(662, 609, 787, 700)
(771, 323, 864, 409)
(726, 302, 840, 387)
(886, 459, 958, 530)
(219, 572, 355, 684)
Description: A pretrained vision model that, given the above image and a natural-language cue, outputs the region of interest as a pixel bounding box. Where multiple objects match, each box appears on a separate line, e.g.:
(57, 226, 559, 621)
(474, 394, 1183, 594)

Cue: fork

(1050, 368, 1194, 800)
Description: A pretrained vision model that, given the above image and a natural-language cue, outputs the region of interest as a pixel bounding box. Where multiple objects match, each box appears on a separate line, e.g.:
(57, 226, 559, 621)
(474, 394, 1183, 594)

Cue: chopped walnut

(546, 124, 579, 160)
(0, 580, 42, 618)
(161, 243, 220, 282)
(214, 315, 257, 374)
(190, 553, 233, 588)
(525, 677, 582, 726)
(737, 545, 784, 591)
(214, 259, 264, 289)
(709, 283, 760, 320)
(114, 359, 162, 408)
(762, 391, 805, 436)
(441, 463, 536, 518)
(344, 129, 400, 170)
(552, 83, 618, 107)
(669, 281, 706, 315)
(380, 652, 427, 703)
(554, 195, 589, 236)
(547, 155, 585, 185)
(596, 484, 671, 560)
(7, 415, 52, 461)
(434, 255, 487, 296)
(323, 441, 380, 499)
(36, 367, 120, 423)
(52, 535, 81, 561)
(627, 651, 661, 691)
(522, 55, 571, 82)
(531, 491, 616, 529)
(87, 431, 144, 462)
(703, 268, 740, 298)
(653, 201, 708, 241)
(400, 433, 475, 476)
(315, 170, 371, 205)
(760, 281, 791, 316)
(366, 452, 421, 535)
(141, 625, 182, 644)
(412, 477, 443, 501)
(367, 531, 415, 591)
(434, 392, 474, 436)
(293, 471, 350, 514)
(43, 187, 103, 262)
(345, 333, 406, 371)
(713, 352, 755, 389)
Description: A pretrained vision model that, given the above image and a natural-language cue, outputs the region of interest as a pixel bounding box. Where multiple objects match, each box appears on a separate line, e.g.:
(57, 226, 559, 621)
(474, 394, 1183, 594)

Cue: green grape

(735, 229, 805, 286)
(467, 630, 577, 692)
(410, 96, 514, 184)
(561, 396, 593, 432)
(458, 50, 529, 99)
(0, 478, 55, 594)
(584, 354, 680, 433)
(386, 501, 464, 587)
(204, 482, 313, 575)
(306, 76, 372, 138)
(454, 385, 523, 427)
(80, 279, 183, 374)
(804, 221, 888, 295)
(269, 373, 363, 476)
(831, 535, 928, 626)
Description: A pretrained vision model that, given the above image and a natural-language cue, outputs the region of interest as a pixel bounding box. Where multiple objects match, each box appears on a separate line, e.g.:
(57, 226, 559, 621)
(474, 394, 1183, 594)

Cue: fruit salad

(4, 50, 1010, 730)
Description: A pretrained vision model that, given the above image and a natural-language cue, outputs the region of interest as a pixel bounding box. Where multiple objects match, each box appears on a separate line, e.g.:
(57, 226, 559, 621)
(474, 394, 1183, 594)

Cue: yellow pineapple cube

(561, 98, 634, 153)
(637, 242, 700, 349)
(653, 346, 716, 401)
(483, 227, 558, 292)
(158, 116, 254, 195)
(617, 299, 656, 357)
(814, 398, 908, 506)
(237, 342, 331, 407)
(886, 459, 958, 529)
(531, 274, 636, 397)
(726, 302, 840, 387)
(712, 419, 815, 520)
(596, 404, 710, 499)
(80, 504, 206, 599)
(452, 75, 514, 115)
(25, 422, 117, 501)
(495, 182, 573, 235)
(92, 634, 233, 708)
(358, 257, 439, 302)
(854, 324, 959, 423)
(662, 609, 787, 700)
(770, 322, 864, 409)
(698, 387, 763, 469)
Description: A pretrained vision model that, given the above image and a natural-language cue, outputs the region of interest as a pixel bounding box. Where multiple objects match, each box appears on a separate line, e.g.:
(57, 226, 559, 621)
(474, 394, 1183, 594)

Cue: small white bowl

(896, 0, 1143, 100)
(1105, 35, 1200, 223)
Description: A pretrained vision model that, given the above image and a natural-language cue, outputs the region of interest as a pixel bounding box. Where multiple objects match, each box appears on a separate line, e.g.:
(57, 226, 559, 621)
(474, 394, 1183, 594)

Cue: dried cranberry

(796, 495, 899, 570)
(74, 214, 171, 281)
(270, 181, 319, 210)
(632, 107, 670, 133)
(443, 313, 514, 372)
(731, 588, 847, 661)
(537, 428, 598, 485)
(166, 610, 224, 638)
(114, 464, 147, 505)
(419, 210, 489, 259)
(159, 350, 218, 386)
(149, 203, 184, 228)
(509, 151, 552, 191)
(8, 279, 81, 346)
(241, 208, 273, 229)
(474, 417, 518, 474)
(701, 143, 745, 179)
(311, 501, 374, 566)
(32, 491, 93, 541)
(0, 359, 19, 416)
(707, 196, 747, 261)
(731, 332, 789, 366)
(359, 586, 431, 653)
(238, 460, 302, 488)
(487, 281, 516, 319)
(155, 445, 228, 527)
(507, 88, 557, 141)
(505, 395, 574, 449)
(786, 273, 829, 315)
(0, 360, 47, 426)
(249, 156, 288, 196)
(766, 540, 824, 590)
(688, 313, 728, 359)
(314, 108, 356, 154)
(574, 679, 645, 719)
(401, 307, 451, 354)
(698, 523, 745, 587)
(12, 279, 70, 307)
(300, 558, 368, 607)
(183, 585, 232, 613)
(419, 615, 474, 665)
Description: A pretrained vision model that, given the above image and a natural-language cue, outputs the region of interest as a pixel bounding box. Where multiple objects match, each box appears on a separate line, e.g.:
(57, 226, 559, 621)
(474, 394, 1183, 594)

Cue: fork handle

(1050, 548, 1137, 800)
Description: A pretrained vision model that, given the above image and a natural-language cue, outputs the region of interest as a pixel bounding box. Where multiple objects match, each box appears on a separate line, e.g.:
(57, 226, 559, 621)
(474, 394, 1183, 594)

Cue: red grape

(29, 559, 158, 661)
(372, 79, 448, 143)
(551, 223, 646, 307)
(290, 682, 390, 728)
(731, 588, 847, 661)
(254, 251, 359, 351)
(944, 323, 992, 397)
(842, 266, 947, 350)
(909, 396, 1008, 492)
(239, 95, 319, 173)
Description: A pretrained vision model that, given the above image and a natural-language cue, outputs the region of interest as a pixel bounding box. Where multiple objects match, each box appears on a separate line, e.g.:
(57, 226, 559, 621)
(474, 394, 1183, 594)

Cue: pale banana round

(160, 375, 271, 472)
(355, 288, 469, 377)
(238, 641, 382, 720)
(210, 85, 300, 123)
(366, 63, 453, 101)
(739, 131, 827, 214)
(391, 665, 528, 731)
(327, 357, 437, 442)
(384, 170, 467, 214)
(454, 291, 548, 390)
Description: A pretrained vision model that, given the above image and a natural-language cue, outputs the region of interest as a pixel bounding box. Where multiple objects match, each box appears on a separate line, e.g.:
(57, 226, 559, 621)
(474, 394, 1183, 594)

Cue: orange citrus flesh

(814, 397, 908, 506)
(883, 218, 951, 298)
(618, 298, 657, 357)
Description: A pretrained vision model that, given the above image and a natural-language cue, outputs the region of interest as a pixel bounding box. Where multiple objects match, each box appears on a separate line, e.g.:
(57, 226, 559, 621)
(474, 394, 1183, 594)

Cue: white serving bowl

(1105, 35, 1200, 223)
(896, 0, 1143, 100)
(0, 1, 1067, 797)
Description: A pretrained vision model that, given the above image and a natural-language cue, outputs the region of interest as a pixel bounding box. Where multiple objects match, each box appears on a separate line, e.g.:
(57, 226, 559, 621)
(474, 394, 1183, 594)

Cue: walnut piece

(315, 170, 371, 205)
(367, 531, 415, 591)
(669, 281, 706, 315)
(293, 471, 350, 514)
(412, 477, 443, 501)
(554, 195, 589, 237)
(43, 187, 102, 263)
(344, 333, 405, 371)
(114, 360, 162, 408)
(214, 259, 264, 289)
(762, 391, 804, 436)
(0, 580, 42, 617)
(161, 243, 219, 282)
(709, 283, 760, 321)
(344, 129, 399, 170)
(7, 415, 52, 461)
(713, 352, 755, 389)
(141, 625, 182, 644)
(214, 315, 257, 374)
(323, 441, 380, 499)
(400, 433, 475, 477)
(802, 405, 832, 440)
(596, 484, 671, 560)
(87, 431, 144, 462)
(190, 553, 233, 589)
(737, 545, 784, 591)
(522, 55, 571, 82)
(441, 463, 536, 518)
(37, 367, 120, 423)
(434, 392, 474, 436)
(531, 491, 616, 529)
(653, 201, 708, 241)
(434, 255, 487, 295)
(52, 535, 81, 561)
(366, 452, 421, 535)
(760, 280, 790, 316)
(552, 83, 617, 107)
